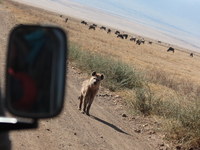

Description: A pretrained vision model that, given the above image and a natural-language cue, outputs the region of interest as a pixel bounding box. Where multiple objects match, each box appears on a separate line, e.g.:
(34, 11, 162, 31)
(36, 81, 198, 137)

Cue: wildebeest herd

(80, 20, 153, 47)
(79, 20, 195, 57)
(60, 15, 195, 57)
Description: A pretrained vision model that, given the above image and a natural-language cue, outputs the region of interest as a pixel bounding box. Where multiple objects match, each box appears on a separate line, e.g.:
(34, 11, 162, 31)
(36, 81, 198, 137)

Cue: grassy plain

(3, 0, 200, 148)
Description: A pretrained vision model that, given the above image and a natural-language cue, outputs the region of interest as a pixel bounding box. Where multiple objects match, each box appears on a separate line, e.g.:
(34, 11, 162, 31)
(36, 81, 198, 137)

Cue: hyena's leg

(78, 95, 83, 110)
(86, 96, 95, 116)
(86, 103, 91, 116)
(83, 97, 88, 113)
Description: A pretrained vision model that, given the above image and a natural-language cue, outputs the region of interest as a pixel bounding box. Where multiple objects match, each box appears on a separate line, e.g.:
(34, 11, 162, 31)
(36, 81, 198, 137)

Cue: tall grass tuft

(126, 84, 164, 116)
(68, 43, 143, 91)
(154, 96, 200, 148)
(133, 86, 153, 115)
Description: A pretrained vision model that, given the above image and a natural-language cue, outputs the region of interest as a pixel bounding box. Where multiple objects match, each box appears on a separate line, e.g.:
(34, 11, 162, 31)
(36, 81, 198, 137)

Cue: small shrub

(134, 86, 152, 115)
(126, 85, 160, 116)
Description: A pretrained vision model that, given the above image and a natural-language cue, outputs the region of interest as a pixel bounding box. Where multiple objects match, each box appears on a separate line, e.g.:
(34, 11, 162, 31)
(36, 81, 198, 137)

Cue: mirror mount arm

(0, 117, 38, 131)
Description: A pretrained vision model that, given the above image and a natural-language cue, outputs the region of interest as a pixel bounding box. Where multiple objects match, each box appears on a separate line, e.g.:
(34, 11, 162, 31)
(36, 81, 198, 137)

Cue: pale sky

(69, 0, 200, 37)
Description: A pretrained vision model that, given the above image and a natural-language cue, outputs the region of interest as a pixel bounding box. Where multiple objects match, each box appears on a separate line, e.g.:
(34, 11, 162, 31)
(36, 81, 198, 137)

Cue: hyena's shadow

(90, 115, 130, 135)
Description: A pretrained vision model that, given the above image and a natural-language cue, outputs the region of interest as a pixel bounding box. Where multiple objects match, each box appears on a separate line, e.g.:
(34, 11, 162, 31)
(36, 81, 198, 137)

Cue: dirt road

(10, 67, 166, 150)
(0, 1, 169, 149)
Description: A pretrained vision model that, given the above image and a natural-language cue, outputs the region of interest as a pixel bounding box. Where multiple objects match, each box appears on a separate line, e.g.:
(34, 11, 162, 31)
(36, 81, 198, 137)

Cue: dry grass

(3, 0, 200, 148)
(5, 0, 200, 86)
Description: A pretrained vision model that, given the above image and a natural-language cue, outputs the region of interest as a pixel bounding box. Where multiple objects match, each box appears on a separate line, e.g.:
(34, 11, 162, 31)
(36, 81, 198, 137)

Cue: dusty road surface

(9, 67, 167, 150)
(0, 1, 170, 150)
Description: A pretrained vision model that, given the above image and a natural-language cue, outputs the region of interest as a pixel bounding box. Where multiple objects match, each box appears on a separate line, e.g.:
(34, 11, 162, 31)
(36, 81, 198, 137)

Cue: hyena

(78, 71, 104, 116)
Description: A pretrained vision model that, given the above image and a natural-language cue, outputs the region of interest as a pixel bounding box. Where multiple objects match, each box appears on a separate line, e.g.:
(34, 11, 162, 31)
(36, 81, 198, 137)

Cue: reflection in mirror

(6, 25, 67, 118)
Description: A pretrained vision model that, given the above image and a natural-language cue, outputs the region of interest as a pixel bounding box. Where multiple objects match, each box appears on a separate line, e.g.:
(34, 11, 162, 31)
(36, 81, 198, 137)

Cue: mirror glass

(6, 25, 67, 118)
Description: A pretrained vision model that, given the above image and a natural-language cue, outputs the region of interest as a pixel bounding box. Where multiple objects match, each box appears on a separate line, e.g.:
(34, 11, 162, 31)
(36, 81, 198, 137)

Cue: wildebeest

(117, 34, 124, 39)
(60, 15, 62, 17)
(100, 26, 106, 30)
(158, 41, 161, 43)
(190, 53, 193, 57)
(141, 39, 145, 44)
(130, 37, 136, 42)
(89, 25, 95, 30)
(136, 39, 141, 45)
(123, 34, 128, 39)
(81, 21, 87, 25)
(136, 39, 143, 45)
(65, 18, 68, 22)
(107, 29, 111, 34)
(167, 47, 174, 53)
(136, 39, 145, 45)
(115, 31, 120, 35)
(92, 24, 97, 27)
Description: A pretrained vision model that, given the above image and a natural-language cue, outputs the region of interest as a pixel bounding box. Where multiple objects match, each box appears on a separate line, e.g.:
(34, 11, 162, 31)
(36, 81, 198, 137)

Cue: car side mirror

(5, 25, 67, 118)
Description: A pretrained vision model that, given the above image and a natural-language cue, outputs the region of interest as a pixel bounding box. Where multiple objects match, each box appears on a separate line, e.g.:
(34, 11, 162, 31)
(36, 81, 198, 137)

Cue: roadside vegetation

(69, 43, 200, 149)
(69, 43, 143, 91)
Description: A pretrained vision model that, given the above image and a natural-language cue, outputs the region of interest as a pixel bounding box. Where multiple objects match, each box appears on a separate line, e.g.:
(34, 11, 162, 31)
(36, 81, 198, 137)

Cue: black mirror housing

(5, 25, 67, 118)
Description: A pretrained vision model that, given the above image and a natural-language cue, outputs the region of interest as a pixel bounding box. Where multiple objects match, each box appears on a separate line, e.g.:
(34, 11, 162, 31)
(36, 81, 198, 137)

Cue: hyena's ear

(101, 74, 104, 80)
(91, 71, 97, 76)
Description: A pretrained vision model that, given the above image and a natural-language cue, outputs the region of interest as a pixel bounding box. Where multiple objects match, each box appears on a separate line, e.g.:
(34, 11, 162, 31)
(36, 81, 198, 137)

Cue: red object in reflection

(8, 68, 37, 111)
